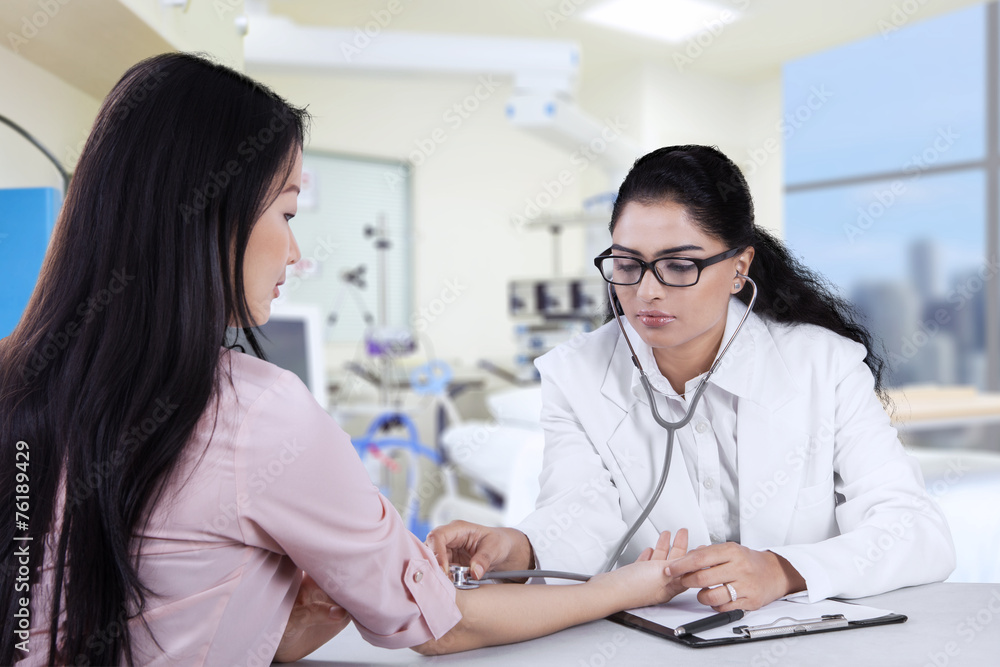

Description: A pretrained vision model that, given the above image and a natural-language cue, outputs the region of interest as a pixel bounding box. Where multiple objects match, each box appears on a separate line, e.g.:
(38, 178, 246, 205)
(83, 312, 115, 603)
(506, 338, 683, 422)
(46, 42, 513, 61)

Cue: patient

(0, 53, 689, 666)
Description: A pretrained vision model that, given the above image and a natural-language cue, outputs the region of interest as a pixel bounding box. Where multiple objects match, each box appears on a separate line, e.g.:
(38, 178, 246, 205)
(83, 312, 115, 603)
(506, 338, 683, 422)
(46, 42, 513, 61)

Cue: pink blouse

(23, 348, 460, 665)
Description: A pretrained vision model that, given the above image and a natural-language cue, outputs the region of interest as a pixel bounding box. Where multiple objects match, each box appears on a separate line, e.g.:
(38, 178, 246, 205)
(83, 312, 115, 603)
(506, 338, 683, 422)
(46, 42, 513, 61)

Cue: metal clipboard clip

(733, 614, 849, 639)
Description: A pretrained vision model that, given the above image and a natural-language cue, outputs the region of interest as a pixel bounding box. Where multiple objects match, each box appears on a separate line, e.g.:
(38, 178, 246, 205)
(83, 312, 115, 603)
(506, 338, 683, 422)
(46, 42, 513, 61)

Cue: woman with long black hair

(429, 145, 956, 612)
(0, 54, 690, 666)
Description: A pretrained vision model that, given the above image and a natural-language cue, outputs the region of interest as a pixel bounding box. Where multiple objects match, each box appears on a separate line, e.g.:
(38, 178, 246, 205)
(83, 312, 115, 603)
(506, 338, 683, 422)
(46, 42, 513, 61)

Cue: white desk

(290, 582, 999, 666)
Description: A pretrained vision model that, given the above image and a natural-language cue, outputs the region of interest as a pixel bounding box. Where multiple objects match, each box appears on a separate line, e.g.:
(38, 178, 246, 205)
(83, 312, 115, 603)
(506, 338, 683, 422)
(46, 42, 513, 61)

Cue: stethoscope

(450, 272, 759, 589)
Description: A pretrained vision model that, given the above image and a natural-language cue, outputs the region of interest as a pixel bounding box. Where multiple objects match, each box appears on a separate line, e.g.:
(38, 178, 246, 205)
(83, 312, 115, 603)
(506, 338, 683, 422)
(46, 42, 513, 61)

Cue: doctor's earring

(733, 281, 741, 292)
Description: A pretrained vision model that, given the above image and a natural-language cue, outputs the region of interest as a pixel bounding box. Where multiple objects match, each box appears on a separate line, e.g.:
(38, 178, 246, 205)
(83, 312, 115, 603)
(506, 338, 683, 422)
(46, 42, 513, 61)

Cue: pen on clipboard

(674, 609, 746, 637)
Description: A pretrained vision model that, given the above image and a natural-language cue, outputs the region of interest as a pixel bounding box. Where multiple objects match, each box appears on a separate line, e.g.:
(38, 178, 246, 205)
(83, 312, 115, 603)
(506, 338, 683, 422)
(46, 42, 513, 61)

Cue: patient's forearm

(412, 561, 671, 655)
(413, 582, 607, 655)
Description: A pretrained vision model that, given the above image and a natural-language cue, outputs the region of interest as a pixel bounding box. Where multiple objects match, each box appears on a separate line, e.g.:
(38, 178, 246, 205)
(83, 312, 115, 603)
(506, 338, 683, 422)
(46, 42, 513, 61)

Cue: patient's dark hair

(608, 144, 888, 399)
(0, 52, 309, 666)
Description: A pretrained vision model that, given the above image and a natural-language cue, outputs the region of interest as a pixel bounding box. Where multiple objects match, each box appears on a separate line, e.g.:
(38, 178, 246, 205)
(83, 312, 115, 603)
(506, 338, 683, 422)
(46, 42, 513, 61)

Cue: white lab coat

(516, 298, 956, 602)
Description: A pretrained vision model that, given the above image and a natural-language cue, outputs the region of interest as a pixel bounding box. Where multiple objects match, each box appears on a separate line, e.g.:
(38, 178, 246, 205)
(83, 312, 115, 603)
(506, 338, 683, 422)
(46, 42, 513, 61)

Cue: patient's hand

(637, 528, 689, 563)
(273, 573, 352, 663)
(589, 529, 691, 610)
(636, 528, 689, 600)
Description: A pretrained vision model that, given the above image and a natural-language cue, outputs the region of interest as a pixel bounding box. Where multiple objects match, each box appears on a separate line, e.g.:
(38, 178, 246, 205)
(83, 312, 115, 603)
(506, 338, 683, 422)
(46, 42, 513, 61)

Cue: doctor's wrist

(768, 551, 806, 597)
(484, 527, 535, 583)
(508, 527, 535, 573)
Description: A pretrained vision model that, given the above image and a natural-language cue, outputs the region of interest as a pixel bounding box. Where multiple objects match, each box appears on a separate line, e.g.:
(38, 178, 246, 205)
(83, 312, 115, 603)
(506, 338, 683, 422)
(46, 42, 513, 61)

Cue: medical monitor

(231, 303, 328, 411)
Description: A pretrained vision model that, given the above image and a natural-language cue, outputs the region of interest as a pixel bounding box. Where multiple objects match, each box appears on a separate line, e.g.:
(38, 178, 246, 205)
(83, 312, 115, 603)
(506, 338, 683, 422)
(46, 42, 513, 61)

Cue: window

(278, 151, 412, 344)
(784, 3, 997, 392)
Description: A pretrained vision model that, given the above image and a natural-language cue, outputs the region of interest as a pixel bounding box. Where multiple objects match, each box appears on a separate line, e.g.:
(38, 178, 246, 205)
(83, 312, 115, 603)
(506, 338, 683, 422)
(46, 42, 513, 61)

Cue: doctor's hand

(425, 520, 534, 581)
(664, 543, 806, 612)
(273, 573, 352, 663)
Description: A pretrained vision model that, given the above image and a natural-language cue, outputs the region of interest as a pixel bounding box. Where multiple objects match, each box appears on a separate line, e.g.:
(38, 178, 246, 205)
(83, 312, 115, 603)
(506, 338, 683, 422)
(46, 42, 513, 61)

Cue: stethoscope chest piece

(449, 565, 480, 589)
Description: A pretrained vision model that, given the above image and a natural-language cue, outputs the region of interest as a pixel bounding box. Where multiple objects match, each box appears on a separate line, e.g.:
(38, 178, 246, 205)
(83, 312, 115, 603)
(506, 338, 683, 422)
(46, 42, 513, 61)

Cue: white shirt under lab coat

(516, 298, 956, 602)
(633, 331, 742, 547)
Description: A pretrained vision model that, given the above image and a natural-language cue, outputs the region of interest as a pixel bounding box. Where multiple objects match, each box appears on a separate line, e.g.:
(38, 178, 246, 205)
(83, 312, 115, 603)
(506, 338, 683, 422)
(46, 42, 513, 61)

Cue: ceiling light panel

(581, 0, 743, 43)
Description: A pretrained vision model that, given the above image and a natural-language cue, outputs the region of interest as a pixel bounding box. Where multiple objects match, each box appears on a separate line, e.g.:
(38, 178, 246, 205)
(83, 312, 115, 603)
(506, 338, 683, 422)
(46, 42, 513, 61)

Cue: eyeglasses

(593, 246, 743, 287)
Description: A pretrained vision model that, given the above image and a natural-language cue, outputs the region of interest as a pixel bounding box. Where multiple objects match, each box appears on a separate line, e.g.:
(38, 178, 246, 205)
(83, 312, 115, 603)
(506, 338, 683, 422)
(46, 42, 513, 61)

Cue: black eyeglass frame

(593, 246, 744, 287)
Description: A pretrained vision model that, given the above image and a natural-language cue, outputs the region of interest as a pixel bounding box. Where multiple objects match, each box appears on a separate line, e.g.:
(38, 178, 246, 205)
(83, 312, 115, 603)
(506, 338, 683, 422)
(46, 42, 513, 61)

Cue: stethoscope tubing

(601, 275, 757, 571)
(474, 275, 758, 586)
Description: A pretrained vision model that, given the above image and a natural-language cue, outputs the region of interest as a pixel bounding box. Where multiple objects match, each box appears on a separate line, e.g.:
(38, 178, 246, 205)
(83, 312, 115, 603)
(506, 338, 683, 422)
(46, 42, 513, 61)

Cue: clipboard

(609, 590, 907, 648)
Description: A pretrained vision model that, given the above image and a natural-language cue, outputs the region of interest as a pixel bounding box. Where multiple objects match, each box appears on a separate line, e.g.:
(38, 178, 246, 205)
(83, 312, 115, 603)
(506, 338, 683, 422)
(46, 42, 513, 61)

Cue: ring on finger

(725, 583, 738, 602)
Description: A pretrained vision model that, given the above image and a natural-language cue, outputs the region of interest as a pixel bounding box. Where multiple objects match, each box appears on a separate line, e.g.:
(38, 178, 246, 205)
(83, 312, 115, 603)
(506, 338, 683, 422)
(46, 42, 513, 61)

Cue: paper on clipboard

(625, 590, 899, 640)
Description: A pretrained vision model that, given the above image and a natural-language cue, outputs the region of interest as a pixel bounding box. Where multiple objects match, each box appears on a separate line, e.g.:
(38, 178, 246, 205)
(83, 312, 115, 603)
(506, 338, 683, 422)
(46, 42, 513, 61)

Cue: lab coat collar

(601, 297, 799, 413)
(598, 298, 805, 552)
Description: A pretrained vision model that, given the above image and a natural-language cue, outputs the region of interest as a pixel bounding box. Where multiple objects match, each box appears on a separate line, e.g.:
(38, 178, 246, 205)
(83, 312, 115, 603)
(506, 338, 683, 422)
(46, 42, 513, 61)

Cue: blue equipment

(352, 411, 441, 541)
(0, 187, 61, 338)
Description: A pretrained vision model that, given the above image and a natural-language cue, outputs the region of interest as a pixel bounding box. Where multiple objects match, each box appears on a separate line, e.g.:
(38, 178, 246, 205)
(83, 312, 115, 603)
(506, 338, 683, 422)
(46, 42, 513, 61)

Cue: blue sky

(784, 4, 985, 186)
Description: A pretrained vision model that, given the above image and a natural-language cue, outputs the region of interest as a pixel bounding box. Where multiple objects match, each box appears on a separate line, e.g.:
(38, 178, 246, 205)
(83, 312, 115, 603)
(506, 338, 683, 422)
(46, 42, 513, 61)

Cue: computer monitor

(231, 303, 328, 411)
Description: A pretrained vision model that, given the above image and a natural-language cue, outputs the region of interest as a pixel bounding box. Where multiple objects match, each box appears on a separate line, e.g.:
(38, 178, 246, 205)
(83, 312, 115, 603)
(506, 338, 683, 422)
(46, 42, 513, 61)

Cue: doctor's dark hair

(0, 53, 309, 666)
(608, 144, 888, 399)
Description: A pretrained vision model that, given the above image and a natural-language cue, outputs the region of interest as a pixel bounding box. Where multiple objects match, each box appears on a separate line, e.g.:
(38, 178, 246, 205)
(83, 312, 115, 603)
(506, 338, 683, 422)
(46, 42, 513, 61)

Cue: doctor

(429, 144, 955, 612)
